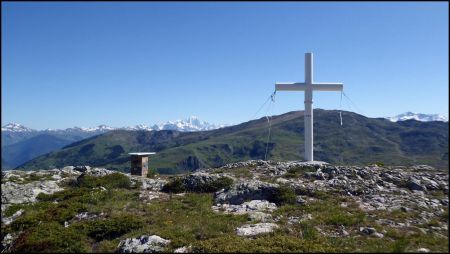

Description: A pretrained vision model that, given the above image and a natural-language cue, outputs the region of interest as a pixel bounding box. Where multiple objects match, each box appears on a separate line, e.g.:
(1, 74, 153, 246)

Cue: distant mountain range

(1, 117, 228, 169)
(386, 112, 448, 122)
(2, 116, 228, 133)
(14, 110, 449, 173)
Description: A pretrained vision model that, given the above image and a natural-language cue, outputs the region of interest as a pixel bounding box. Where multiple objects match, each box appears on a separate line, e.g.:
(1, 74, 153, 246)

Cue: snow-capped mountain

(1, 123, 36, 132)
(2, 117, 228, 134)
(151, 116, 228, 132)
(386, 112, 448, 122)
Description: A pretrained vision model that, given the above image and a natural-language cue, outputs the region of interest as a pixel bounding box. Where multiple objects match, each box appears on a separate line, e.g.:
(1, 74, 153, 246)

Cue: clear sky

(2, 2, 448, 129)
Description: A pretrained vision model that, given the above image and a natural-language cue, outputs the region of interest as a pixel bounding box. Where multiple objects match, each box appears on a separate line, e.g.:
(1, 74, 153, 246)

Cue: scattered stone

(359, 226, 383, 238)
(212, 200, 277, 215)
(417, 247, 430, 253)
(82, 167, 115, 177)
(407, 178, 426, 192)
(174, 245, 191, 253)
(372, 232, 384, 238)
(1, 209, 24, 225)
(360, 227, 377, 235)
(139, 191, 169, 203)
(296, 196, 306, 204)
(248, 212, 272, 222)
(236, 223, 279, 236)
(141, 178, 167, 191)
(341, 229, 350, 237)
(117, 235, 170, 253)
(1, 233, 18, 253)
(299, 213, 313, 222)
(74, 212, 100, 221)
(287, 216, 300, 225)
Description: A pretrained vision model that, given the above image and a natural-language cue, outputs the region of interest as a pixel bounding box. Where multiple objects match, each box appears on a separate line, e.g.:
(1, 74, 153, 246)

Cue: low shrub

(37, 188, 89, 202)
(76, 173, 131, 189)
(80, 214, 144, 241)
(269, 185, 297, 205)
(3, 204, 26, 217)
(146, 168, 157, 178)
(162, 177, 186, 193)
(12, 222, 90, 253)
(46, 202, 88, 224)
(192, 177, 234, 193)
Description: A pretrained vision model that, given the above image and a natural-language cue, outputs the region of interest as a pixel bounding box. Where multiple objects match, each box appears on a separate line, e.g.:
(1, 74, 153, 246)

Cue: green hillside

(17, 110, 449, 172)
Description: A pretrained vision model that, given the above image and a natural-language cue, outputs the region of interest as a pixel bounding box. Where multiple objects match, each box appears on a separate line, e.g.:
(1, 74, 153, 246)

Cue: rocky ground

(1, 161, 448, 253)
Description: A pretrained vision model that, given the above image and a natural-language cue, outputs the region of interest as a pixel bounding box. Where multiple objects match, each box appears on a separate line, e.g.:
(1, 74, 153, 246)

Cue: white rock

(174, 246, 191, 253)
(248, 212, 272, 222)
(212, 200, 277, 215)
(2, 209, 24, 225)
(117, 235, 170, 253)
(51, 174, 62, 180)
(236, 223, 279, 236)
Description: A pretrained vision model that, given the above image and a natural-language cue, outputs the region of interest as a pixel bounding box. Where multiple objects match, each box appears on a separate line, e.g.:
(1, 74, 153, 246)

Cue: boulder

(183, 173, 220, 191)
(140, 178, 167, 191)
(407, 178, 426, 191)
(214, 180, 279, 205)
(117, 235, 170, 253)
(2, 180, 63, 206)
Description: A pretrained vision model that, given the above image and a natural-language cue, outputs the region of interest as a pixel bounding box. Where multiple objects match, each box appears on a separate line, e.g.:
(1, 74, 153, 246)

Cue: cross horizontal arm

(275, 82, 307, 91)
(311, 83, 343, 91)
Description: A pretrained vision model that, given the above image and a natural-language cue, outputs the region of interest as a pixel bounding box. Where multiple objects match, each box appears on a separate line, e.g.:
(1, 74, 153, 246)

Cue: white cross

(275, 52, 343, 162)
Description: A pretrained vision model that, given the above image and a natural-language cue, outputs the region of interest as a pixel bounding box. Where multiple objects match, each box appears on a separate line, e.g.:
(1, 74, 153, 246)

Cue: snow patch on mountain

(1, 123, 36, 132)
(152, 116, 228, 132)
(386, 112, 448, 122)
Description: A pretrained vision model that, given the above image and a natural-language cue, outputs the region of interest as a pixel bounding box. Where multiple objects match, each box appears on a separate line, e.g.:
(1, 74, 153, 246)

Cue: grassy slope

(17, 110, 449, 172)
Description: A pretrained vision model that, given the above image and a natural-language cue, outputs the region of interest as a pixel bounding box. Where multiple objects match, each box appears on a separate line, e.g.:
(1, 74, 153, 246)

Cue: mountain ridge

(16, 109, 448, 172)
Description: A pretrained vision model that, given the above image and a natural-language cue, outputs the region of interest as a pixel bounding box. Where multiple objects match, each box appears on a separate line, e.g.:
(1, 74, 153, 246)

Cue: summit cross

(275, 52, 344, 162)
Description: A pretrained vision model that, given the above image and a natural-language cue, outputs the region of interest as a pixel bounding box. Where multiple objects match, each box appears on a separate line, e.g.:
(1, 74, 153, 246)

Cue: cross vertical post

(275, 53, 343, 162)
(304, 53, 314, 161)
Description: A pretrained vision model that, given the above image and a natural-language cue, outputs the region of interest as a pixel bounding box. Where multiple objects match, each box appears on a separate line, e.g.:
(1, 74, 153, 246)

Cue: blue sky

(2, 2, 448, 129)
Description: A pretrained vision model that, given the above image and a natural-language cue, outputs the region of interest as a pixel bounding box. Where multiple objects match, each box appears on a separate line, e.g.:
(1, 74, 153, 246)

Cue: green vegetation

(284, 166, 317, 178)
(75, 173, 132, 189)
(269, 185, 297, 205)
(189, 177, 234, 193)
(74, 214, 144, 241)
(146, 168, 157, 178)
(2, 172, 448, 253)
(12, 222, 90, 253)
(161, 176, 234, 193)
(161, 177, 186, 193)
